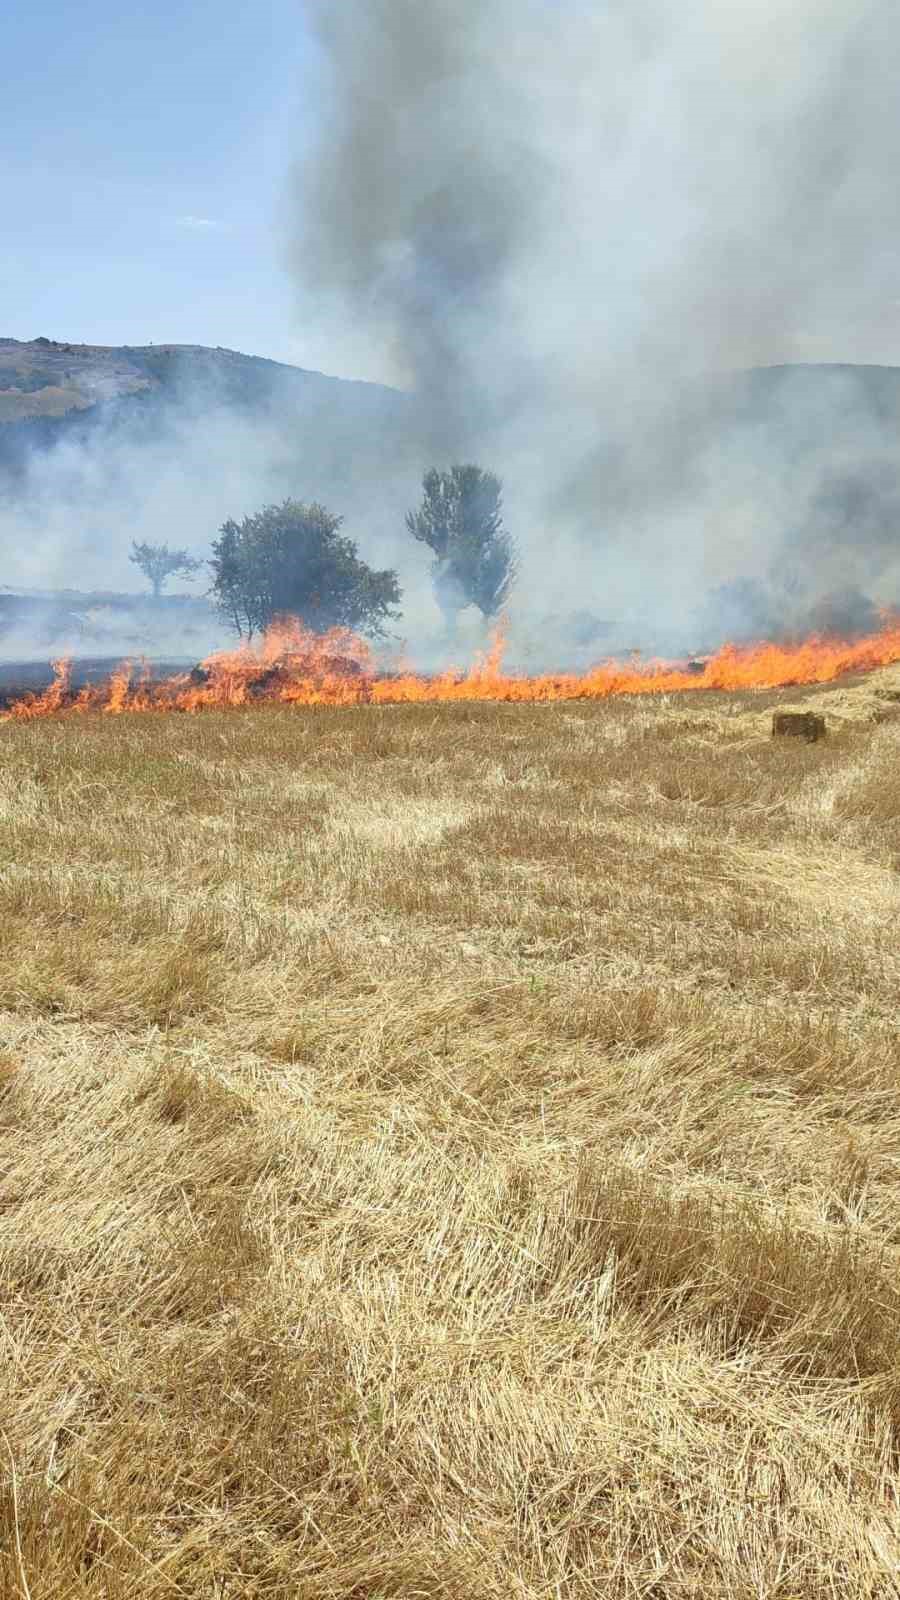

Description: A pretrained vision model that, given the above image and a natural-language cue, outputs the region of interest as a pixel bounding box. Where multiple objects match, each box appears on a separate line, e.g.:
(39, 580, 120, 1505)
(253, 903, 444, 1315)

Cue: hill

(7, 336, 900, 461)
(7, 335, 900, 410)
(0, 335, 403, 421)
(0, 336, 412, 478)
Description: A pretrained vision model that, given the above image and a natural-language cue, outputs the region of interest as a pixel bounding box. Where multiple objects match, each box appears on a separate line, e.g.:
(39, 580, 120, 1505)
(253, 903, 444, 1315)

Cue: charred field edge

(0, 657, 195, 710)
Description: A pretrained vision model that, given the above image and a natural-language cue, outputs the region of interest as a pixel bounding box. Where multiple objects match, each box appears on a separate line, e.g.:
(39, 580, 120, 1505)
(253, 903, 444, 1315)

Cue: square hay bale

(772, 711, 826, 742)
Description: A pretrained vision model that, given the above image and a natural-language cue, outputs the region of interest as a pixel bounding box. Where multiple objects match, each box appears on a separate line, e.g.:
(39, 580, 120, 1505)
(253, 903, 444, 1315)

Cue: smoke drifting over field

(4, 3, 900, 668)
(291, 0, 900, 647)
(0, 368, 428, 663)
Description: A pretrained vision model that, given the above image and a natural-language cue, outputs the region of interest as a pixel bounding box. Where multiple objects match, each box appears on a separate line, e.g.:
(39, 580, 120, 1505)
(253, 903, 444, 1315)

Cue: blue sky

(2, 0, 327, 367)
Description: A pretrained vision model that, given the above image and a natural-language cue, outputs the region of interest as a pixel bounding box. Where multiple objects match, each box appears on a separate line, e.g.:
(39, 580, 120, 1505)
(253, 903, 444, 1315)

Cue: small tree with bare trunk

(129, 541, 203, 600)
(208, 499, 401, 642)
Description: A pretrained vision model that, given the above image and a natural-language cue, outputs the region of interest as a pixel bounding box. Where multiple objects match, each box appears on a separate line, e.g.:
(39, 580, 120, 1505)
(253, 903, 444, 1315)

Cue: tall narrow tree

(406, 465, 518, 625)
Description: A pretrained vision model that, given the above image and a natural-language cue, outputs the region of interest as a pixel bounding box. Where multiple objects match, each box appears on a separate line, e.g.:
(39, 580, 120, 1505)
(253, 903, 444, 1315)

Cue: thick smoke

(0, 369, 428, 664)
(290, 0, 900, 656)
(5, 2, 899, 673)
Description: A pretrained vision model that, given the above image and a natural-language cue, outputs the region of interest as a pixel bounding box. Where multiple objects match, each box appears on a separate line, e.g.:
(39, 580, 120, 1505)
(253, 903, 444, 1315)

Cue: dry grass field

(2, 665, 900, 1597)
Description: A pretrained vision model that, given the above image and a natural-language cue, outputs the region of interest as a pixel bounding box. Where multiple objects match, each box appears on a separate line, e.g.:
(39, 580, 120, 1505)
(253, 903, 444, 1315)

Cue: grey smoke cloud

(297, 0, 900, 379)
(4, 1, 899, 673)
(290, 0, 900, 647)
(0, 381, 448, 665)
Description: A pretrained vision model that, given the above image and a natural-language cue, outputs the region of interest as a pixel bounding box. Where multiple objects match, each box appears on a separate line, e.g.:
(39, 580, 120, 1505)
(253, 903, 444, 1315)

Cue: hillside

(0, 336, 403, 421)
(7, 336, 900, 451)
(0, 336, 412, 478)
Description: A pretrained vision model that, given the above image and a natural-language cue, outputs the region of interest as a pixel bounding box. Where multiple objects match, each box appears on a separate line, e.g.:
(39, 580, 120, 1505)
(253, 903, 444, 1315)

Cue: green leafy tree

(129, 541, 203, 599)
(406, 464, 518, 624)
(208, 499, 401, 641)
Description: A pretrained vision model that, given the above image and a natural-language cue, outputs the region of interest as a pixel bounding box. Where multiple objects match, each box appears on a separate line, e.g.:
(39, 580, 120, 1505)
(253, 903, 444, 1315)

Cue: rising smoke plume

(290, 0, 900, 652)
(0, 366, 426, 663)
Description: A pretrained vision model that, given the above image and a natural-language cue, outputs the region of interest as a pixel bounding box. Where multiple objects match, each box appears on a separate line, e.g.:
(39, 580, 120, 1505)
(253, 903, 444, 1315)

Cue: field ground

(0, 660, 196, 712)
(1, 665, 900, 1597)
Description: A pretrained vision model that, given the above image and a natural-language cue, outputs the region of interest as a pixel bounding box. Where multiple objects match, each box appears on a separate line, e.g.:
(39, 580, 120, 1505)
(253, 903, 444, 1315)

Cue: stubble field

(2, 665, 900, 1598)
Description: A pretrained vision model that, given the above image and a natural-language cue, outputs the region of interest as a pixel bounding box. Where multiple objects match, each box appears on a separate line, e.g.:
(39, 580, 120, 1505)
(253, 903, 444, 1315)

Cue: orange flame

(3, 611, 900, 722)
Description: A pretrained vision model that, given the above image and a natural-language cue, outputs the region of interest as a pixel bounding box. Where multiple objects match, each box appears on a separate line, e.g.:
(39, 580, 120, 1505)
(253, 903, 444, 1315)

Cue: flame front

(3, 612, 900, 722)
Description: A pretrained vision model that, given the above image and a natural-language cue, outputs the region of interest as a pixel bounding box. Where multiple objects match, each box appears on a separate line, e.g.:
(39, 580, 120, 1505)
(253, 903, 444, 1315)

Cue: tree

(129, 541, 203, 599)
(208, 499, 401, 641)
(406, 464, 518, 624)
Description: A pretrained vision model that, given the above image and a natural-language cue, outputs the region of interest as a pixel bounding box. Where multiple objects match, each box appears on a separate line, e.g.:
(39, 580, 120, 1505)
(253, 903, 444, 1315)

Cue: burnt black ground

(0, 657, 195, 709)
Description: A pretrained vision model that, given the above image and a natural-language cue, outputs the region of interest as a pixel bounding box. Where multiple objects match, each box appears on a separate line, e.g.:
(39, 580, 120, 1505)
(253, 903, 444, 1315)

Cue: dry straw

(1, 662, 899, 1595)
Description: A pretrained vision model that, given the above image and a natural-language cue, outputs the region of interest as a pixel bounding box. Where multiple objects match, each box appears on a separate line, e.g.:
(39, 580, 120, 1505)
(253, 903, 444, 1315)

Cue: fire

(3, 612, 900, 722)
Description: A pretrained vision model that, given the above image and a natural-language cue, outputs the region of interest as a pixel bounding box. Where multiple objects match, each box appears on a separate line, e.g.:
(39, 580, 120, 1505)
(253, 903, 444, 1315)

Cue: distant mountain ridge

(9, 334, 900, 427)
(0, 336, 414, 483)
(6, 335, 900, 455)
(0, 336, 402, 422)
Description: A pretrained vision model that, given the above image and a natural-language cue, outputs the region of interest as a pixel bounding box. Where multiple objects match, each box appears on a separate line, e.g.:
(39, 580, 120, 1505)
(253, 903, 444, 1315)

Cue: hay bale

(772, 711, 826, 742)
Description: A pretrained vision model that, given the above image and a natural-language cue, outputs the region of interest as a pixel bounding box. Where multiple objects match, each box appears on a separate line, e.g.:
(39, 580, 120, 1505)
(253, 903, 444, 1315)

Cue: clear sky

(2, 0, 324, 368)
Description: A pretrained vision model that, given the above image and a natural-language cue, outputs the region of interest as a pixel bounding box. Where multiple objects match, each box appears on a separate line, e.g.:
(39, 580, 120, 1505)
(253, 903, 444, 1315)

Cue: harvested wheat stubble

(773, 710, 827, 741)
(1, 665, 900, 1596)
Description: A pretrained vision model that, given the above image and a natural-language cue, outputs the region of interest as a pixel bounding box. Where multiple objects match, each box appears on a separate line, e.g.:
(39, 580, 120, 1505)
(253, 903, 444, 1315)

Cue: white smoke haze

(0, 408, 264, 661)
(4, 0, 900, 672)
(0, 379, 447, 665)
(288, 0, 900, 656)
(0, 596, 211, 666)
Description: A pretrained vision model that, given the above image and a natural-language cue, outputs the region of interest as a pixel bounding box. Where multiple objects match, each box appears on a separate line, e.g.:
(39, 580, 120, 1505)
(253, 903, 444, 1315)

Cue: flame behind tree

(4, 614, 900, 723)
(208, 499, 402, 642)
(129, 541, 203, 599)
(406, 465, 518, 626)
